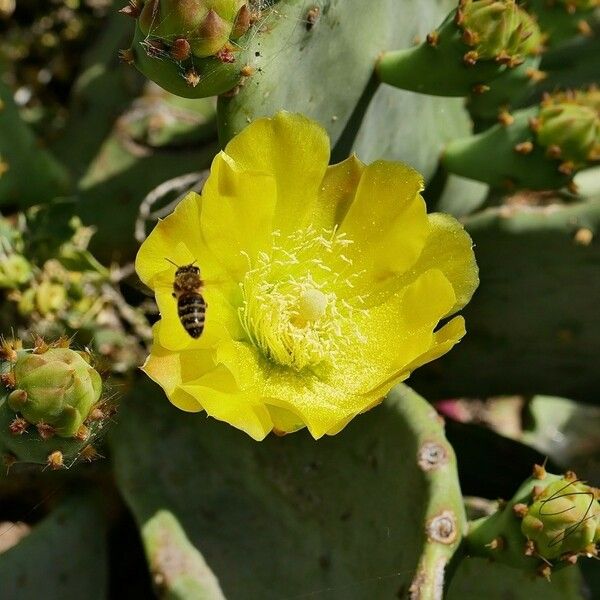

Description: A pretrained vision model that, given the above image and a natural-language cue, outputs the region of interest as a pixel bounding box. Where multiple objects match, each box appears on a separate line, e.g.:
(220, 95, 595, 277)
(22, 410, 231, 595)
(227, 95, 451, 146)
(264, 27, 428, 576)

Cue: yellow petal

(200, 153, 277, 279)
(142, 331, 215, 412)
(135, 192, 225, 288)
(181, 365, 273, 441)
(222, 112, 330, 234)
(312, 154, 365, 229)
(337, 161, 430, 296)
(366, 316, 466, 398)
(364, 213, 479, 314)
(357, 269, 457, 376)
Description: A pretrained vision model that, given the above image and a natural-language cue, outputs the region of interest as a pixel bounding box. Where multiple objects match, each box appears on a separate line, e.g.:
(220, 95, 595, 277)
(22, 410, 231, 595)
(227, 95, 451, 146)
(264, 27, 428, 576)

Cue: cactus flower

(136, 112, 479, 440)
(6, 347, 102, 437)
(522, 477, 600, 560)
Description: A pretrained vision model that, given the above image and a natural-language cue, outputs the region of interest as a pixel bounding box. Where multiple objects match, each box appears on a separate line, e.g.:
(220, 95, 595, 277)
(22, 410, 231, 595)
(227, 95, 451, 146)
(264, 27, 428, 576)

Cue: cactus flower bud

(126, 0, 251, 98)
(521, 477, 600, 560)
(0, 339, 112, 468)
(7, 348, 102, 437)
(537, 91, 600, 167)
(377, 0, 543, 97)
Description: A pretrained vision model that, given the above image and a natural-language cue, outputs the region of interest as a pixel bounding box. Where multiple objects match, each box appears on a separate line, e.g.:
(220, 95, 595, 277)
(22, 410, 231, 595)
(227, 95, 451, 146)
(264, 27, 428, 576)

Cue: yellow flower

(136, 112, 479, 440)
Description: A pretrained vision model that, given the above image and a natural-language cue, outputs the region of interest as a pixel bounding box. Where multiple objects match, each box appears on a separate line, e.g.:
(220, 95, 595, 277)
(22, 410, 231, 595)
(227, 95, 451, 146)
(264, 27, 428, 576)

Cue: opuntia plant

(0, 0, 598, 597)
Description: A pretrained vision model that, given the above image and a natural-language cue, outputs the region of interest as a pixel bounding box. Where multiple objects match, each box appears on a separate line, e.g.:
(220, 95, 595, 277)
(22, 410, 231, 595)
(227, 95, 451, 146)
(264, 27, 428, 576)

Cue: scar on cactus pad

(0, 336, 113, 470)
(120, 0, 257, 98)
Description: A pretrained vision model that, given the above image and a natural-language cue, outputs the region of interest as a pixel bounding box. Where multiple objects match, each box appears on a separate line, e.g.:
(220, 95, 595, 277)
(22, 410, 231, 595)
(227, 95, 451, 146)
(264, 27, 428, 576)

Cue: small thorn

(546, 144, 562, 159)
(80, 445, 102, 462)
(455, 8, 465, 27)
(563, 553, 578, 565)
(463, 50, 479, 66)
(495, 50, 512, 65)
(170, 38, 191, 61)
(498, 110, 514, 126)
(564, 470, 578, 481)
(558, 161, 575, 176)
(537, 564, 552, 581)
(462, 28, 479, 46)
(215, 47, 236, 63)
(514, 141, 534, 154)
(32, 335, 48, 354)
(47, 451, 64, 470)
(184, 69, 201, 88)
(426, 31, 439, 47)
(240, 64, 255, 77)
(486, 537, 505, 551)
(471, 83, 490, 95)
(533, 463, 547, 480)
(119, 1, 141, 18)
(74, 424, 90, 442)
(118, 48, 135, 65)
(524, 540, 536, 556)
(305, 6, 320, 31)
(9, 417, 28, 435)
(145, 39, 164, 58)
(513, 503, 528, 518)
(1, 372, 16, 389)
(532, 485, 544, 500)
(526, 68, 547, 83)
(37, 422, 56, 440)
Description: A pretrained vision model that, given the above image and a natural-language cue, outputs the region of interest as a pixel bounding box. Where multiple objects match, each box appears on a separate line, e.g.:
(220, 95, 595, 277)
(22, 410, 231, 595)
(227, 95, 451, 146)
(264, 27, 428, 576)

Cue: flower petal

(181, 365, 273, 441)
(364, 213, 479, 315)
(201, 153, 277, 279)
(336, 161, 430, 295)
(356, 269, 457, 377)
(312, 154, 365, 229)
(135, 192, 224, 288)
(222, 112, 330, 234)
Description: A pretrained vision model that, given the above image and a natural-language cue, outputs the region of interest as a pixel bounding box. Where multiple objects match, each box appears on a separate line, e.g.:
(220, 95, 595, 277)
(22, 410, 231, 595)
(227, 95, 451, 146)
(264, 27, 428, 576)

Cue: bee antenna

(164, 258, 180, 268)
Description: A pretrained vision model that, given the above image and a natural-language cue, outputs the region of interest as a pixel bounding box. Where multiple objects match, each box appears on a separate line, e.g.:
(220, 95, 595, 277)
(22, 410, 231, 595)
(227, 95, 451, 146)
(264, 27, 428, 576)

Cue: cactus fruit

(122, 0, 253, 98)
(521, 474, 600, 561)
(466, 465, 599, 576)
(443, 87, 600, 189)
(377, 0, 543, 97)
(528, 0, 600, 48)
(0, 338, 112, 468)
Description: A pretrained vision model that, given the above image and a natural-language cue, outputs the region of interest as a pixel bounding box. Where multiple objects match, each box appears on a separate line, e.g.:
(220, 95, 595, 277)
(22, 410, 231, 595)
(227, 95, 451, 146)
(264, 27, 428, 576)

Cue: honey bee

(167, 260, 207, 339)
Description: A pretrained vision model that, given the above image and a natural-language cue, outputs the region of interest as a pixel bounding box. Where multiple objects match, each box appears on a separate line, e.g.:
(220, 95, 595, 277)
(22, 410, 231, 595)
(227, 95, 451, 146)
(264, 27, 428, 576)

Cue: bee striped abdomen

(177, 293, 206, 338)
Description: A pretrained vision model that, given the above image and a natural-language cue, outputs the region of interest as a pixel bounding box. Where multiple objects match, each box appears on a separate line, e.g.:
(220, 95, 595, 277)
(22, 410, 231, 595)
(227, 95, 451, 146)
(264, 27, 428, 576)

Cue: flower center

(238, 226, 366, 371)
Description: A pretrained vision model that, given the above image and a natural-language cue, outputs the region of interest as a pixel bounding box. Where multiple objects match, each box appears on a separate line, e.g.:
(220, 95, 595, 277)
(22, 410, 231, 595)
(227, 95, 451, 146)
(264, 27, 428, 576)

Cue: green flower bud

(7, 348, 102, 437)
(138, 0, 246, 57)
(522, 477, 600, 560)
(537, 90, 600, 167)
(0, 255, 32, 289)
(461, 0, 543, 63)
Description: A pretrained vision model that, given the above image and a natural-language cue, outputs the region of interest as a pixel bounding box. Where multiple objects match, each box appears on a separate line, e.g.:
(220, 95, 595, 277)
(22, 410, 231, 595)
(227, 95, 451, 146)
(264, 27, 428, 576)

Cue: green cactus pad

(377, 0, 543, 97)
